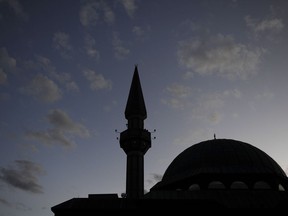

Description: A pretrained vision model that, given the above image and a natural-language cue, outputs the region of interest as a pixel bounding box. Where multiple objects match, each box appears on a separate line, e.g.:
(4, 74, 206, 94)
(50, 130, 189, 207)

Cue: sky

(0, 0, 288, 215)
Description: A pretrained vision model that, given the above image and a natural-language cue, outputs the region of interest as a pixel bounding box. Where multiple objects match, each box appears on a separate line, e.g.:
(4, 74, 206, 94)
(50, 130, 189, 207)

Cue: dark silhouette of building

(120, 67, 151, 199)
(52, 66, 288, 215)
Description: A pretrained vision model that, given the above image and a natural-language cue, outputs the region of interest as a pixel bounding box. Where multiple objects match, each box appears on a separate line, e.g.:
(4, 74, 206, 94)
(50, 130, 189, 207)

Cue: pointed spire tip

(125, 66, 147, 120)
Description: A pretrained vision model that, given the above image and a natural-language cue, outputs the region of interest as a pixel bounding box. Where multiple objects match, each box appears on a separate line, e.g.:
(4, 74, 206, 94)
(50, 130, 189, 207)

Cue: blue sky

(1, 0, 288, 215)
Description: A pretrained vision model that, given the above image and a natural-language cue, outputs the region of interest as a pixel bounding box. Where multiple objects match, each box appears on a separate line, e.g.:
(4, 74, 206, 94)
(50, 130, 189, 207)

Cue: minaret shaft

(126, 152, 144, 198)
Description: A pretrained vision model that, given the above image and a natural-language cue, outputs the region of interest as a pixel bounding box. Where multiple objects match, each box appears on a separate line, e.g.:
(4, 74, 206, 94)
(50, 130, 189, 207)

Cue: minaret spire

(120, 66, 151, 199)
(125, 66, 147, 121)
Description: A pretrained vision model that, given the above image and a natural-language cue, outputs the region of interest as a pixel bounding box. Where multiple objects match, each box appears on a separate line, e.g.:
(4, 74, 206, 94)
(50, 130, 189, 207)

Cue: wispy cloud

(0, 68, 7, 84)
(254, 92, 274, 100)
(132, 26, 144, 36)
(103, 100, 117, 112)
(0, 197, 31, 211)
(20, 74, 62, 103)
(0, 47, 17, 84)
(245, 15, 284, 42)
(26, 109, 90, 148)
(35, 55, 79, 91)
(53, 32, 73, 58)
(24, 55, 79, 92)
(161, 83, 193, 110)
(120, 0, 137, 18)
(83, 69, 112, 90)
(47, 109, 90, 137)
(173, 128, 213, 147)
(146, 173, 163, 188)
(112, 32, 130, 60)
(80, 1, 99, 26)
(0, 0, 28, 20)
(0, 197, 11, 207)
(0, 47, 16, 71)
(162, 84, 242, 124)
(0, 160, 44, 194)
(79, 1, 114, 27)
(193, 89, 241, 124)
(79, 0, 136, 27)
(177, 34, 264, 80)
(151, 173, 162, 182)
(101, 1, 114, 24)
(84, 34, 100, 61)
(132, 25, 151, 40)
(245, 15, 284, 34)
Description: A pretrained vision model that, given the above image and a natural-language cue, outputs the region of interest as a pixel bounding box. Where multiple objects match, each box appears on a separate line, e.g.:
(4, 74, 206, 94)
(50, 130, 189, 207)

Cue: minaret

(120, 66, 151, 199)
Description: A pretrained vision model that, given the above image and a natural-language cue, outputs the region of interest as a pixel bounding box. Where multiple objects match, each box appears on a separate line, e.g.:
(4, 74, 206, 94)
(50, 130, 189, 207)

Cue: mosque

(52, 66, 288, 214)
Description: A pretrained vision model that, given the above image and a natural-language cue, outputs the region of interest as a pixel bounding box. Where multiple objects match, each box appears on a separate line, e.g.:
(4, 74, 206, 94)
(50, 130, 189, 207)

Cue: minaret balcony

(120, 129, 151, 154)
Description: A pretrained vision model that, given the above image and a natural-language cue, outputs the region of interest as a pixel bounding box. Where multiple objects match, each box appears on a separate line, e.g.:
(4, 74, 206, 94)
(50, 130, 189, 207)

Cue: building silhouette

(52, 66, 288, 214)
(120, 67, 151, 199)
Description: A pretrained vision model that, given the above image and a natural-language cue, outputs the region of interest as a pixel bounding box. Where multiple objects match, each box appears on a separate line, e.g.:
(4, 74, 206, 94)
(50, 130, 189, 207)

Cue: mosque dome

(151, 139, 288, 191)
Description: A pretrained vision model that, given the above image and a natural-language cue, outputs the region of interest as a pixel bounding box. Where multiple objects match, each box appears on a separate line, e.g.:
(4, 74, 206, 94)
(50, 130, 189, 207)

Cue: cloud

(65, 81, 79, 92)
(26, 109, 90, 147)
(173, 128, 213, 147)
(245, 15, 284, 34)
(191, 89, 241, 123)
(146, 173, 163, 187)
(0, 47, 16, 70)
(132, 25, 151, 40)
(0, 47, 17, 84)
(47, 109, 90, 137)
(80, 1, 99, 26)
(208, 112, 222, 124)
(24, 55, 79, 92)
(101, 1, 114, 24)
(84, 34, 100, 60)
(36, 56, 79, 91)
(39, 56, 79, 91)
(83, 69, 112, 90)
(254, 92, 274, 100)
(33, 55, 54, 71)
(0, 197, 11, 207)
(166, 83, 192, 98)
(132, 26, 144, 36)
(151, 173, 162, 182)
(177, 34, 264, 80)
(20, 74, 62, 103)
(79, 1, 114, 27)
(14, 202, 32, 211)
(120, 0, 137, 17)
(53, 32, 73, 58)
(112, 32, 130, 59)
(176, 89, 225, 123)
(162, 84, 242, 124)
(0, 197, 31, 211)
(0, 68, 7, 84)
(0, 47, 17, 83)
(161, 83, 193, 109)
(103, 100, 117, 112)
(0, 160, 44, 194)
(0, 0, 28, 20)
(26, 129, 74, 147)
